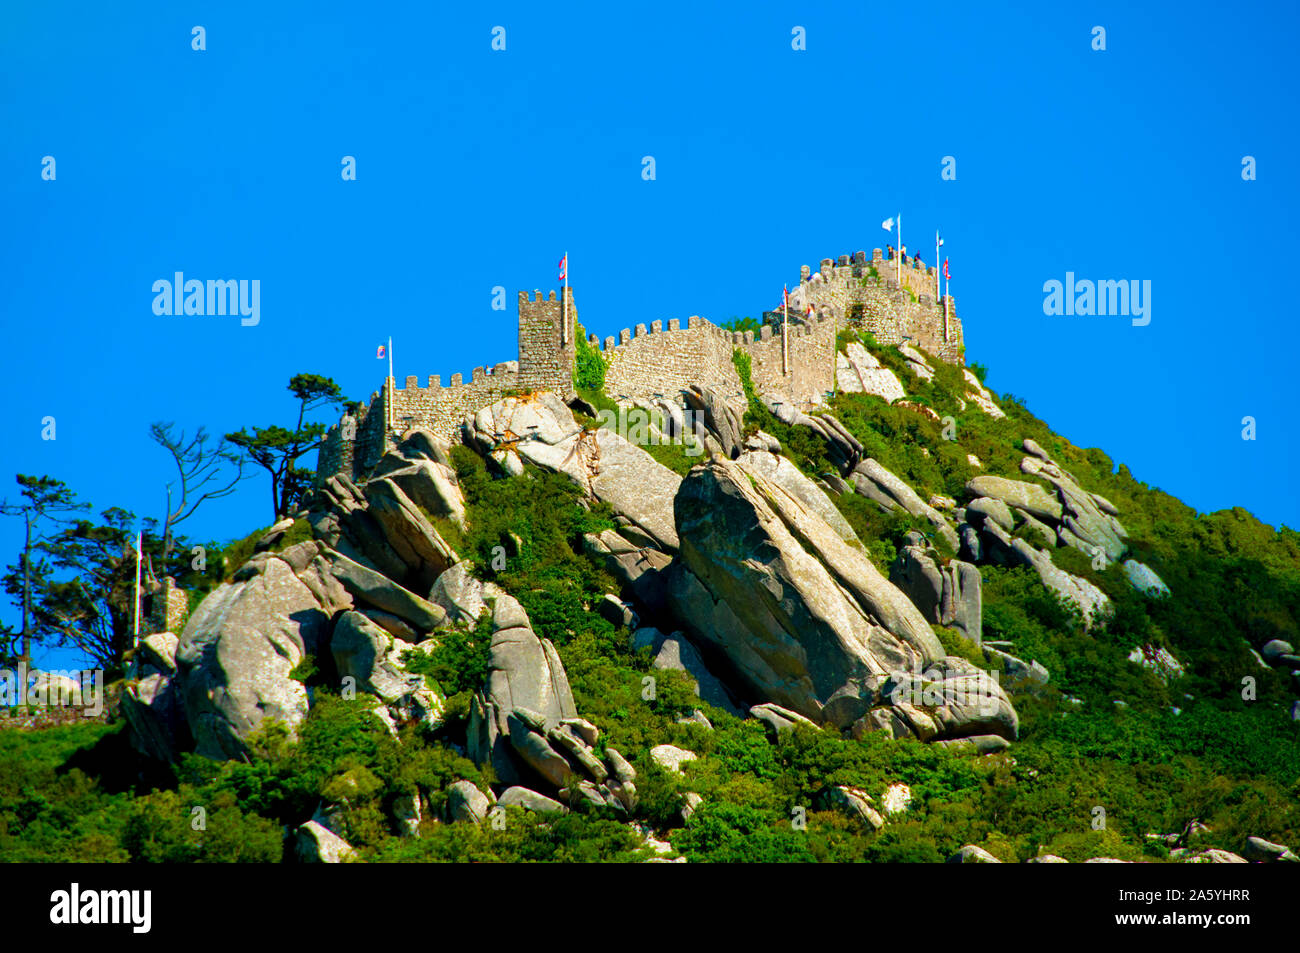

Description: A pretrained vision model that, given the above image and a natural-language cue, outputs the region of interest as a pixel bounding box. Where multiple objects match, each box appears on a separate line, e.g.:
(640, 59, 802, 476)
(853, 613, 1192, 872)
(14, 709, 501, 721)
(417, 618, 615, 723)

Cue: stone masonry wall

(317, 250, 967, 483)
(517, 288, 577, 393)
(602, 317, 745, 410)
(794, 248, 964, 365)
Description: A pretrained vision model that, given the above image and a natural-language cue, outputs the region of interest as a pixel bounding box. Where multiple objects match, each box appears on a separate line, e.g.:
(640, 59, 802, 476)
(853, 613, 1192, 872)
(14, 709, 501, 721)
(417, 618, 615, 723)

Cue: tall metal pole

(133, 530, 141, 648)
(387, 335, 394, 432)
(783, 285, 790, 376)
(896, 215, 902, 289)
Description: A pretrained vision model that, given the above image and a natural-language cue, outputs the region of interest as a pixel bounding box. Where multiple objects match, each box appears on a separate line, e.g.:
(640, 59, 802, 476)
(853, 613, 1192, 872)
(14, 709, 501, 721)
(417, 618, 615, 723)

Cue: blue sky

(2, 1, 1296, 666)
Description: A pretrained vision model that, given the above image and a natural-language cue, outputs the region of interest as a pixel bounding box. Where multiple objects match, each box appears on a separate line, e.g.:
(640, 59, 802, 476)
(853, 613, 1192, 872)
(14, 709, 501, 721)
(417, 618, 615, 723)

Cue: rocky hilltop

(109, 329, 1300, 864)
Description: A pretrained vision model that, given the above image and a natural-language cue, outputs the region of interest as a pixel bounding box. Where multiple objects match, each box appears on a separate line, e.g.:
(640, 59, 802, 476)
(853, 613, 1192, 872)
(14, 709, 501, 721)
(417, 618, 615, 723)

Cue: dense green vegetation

(2, 337, 1297, 863)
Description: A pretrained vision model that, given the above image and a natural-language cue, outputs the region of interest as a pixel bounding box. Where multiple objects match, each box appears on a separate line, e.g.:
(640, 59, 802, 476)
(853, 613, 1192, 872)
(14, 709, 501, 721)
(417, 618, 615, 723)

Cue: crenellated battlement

(317, 243, 966, 482)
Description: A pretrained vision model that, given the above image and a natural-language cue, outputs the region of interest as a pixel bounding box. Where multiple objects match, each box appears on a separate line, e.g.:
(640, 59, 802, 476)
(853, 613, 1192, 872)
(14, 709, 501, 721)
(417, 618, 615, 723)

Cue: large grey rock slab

(891, 543, 983, 645)
(467, 590, 578, 786)
(323, 547, 446, 632)
(836, 342, 906, 403)
(465, 394, 682, 551)
(364, 477, 459, 591)
(981, 521, 1111, 624)
(446, 780, 492, 824)
(965, 475, 1062, 523)
(632, 627, 743, 716)
(667, 459, 960, 731)
(683, 384, 745, 458)
(176, 555, 330, 760)
(736, 450, 860, 546)
(295, 820, 356, 863)
(1123, 559, 1170, 597)
(122, 673, 190, 763)
(331, 610, 444, 727)
(429, 561, 487, 625)
(855, 459, 959, 552)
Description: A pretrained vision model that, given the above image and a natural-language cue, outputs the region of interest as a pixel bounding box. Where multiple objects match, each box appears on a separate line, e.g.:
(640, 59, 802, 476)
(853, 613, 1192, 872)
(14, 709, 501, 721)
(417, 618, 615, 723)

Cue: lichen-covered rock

(467, 590, 578, 786)
(295, 820, 356, 863)
(464, 394, 682, 551)
(736, 449, 860, 546)
(176, 555, 331, 760)
(668, 459, 1015, 742)
(965, 475, 1062, 523)
(836, 342, 906, 403)
(890, 540, 983, 645)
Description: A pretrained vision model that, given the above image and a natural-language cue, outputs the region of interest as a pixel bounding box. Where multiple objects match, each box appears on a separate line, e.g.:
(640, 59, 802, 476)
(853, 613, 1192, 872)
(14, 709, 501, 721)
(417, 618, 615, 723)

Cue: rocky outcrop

(176, 551, 336, 760)
(464, 393, 682, 551)
(667, 459, 1016, 742)
(324, 548, 446, 632)
(331, 611, 444, 728)
(446, 780, 492, 824)
(582, 529, 673, 612)
(965, 475, 1062, 524)
(765, 400, 863, 473)
(948, 844, 1001, 863)
(836, 342, 906, 403)
(121, 673, 190, 763)
(819, 784, 884, 830)
(632, 627, 743, 716)
(295, 820, 356, 863)
(649, 744, 697, 774)
(736, 449, 861, 546)
(466, 589, 634, 811)
(1123, 560, 1170, 597)
(750, 702, 818, 737)
(961, 370, 1005, 419)
(683, 385, 745, 458)
(853, 459, 960, 552)
(468, 590, 578, 785)
(897, 344, 935, 381)
(980, 520, 1111, 623)
(890, 534, 983, 645)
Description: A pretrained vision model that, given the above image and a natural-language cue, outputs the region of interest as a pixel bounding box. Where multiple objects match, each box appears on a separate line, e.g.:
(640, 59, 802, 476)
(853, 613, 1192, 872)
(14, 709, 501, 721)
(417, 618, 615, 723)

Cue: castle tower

(517, 288, 578, 394)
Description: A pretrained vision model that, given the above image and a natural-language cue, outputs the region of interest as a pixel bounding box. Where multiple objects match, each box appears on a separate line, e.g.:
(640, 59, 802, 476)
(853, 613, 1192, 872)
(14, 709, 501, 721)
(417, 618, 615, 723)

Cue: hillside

(3, 329, 1298, 865)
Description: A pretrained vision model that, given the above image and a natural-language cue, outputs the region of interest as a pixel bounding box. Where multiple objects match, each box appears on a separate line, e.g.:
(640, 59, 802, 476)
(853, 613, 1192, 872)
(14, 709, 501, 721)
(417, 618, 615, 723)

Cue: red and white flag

(943, 258, 951, 280)
(558, 255, 567, 282)
(376, 344, 386, 359)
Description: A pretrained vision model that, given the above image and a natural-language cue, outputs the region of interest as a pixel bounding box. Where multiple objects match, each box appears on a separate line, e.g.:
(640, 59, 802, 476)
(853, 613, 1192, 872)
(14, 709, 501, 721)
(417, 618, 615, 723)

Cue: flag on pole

(936, 230, 944, 248)
(881, 217, 895, 232)
(943, 258, 951, 280)
(376, 344, 386, 359)
(558, 255, 567, 281)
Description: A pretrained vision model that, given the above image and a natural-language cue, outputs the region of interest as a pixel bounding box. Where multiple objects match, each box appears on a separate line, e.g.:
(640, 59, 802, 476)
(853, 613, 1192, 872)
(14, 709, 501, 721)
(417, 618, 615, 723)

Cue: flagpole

(387, 335, 393, 432)
(935, 231, 940, 301)
(896, 214, 901, 289)
(782, 285, 789, 377)
(563, 250, 569, 346)
(133, 531, 141, 646)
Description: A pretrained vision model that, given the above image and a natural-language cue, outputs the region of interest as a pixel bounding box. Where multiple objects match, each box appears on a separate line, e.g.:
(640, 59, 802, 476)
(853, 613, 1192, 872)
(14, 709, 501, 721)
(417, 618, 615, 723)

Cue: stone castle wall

(794, 248, 964, 365)
(317, 248, 966, 482)
(601, 317, 745, 409)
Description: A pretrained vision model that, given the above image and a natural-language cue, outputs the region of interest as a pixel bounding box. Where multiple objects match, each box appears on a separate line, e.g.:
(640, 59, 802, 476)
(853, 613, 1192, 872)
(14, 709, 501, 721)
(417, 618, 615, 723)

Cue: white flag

(881, 217, 895, 231)
(936, 230, 944, 247)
